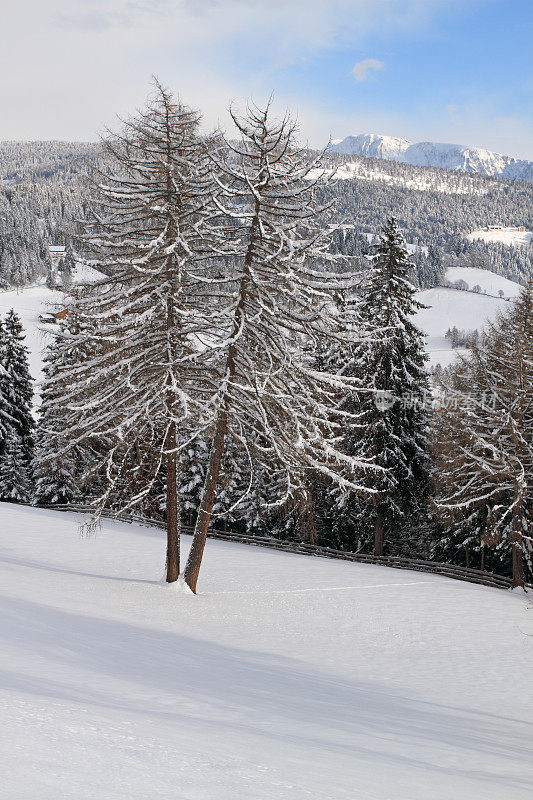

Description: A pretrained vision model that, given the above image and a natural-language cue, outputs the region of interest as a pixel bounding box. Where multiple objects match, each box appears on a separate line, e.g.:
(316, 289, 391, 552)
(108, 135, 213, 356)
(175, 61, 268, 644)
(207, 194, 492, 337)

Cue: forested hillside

(0, 142, 98, 288)
(1, 140, 531, 289)
(318, 151, 533, 285)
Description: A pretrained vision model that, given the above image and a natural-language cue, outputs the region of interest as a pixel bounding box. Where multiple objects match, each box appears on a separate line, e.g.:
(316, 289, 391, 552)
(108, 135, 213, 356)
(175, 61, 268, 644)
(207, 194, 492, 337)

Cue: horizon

(0, 130, 530, 163)
(0, 1, 531, 160)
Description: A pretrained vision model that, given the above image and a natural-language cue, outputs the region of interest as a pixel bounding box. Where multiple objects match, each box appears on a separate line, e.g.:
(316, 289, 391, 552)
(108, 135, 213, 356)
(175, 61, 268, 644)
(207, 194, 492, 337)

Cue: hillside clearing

(3, 266, 523, 383)
(415, 284, 512, 368)
(466, 228, 533, 247)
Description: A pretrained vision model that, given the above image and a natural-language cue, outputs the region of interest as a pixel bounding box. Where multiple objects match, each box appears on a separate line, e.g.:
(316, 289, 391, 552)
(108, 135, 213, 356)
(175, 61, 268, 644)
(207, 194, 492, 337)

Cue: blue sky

(1, 0, 531, 157)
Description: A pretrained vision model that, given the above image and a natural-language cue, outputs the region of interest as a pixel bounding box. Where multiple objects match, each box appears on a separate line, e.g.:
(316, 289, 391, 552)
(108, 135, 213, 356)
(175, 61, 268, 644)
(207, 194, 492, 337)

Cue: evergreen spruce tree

(0, 319, 15, 454)
(0, 431, 32, 502)
(305, 295, 373, 550)
(33, 322, 84, 505)
(180, 434, 209, 528)
(0, 310, 34, 501)
(58, 243, 76, 288)
(3, 310, 34, 453)
(237, 449, 274, 537)
(337, 218, 432, 555)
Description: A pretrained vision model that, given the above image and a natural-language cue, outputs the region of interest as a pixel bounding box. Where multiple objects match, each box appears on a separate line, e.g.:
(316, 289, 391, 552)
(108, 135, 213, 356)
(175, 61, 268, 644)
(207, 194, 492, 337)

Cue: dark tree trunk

(163, 110, 181, 584)
(165, 419, 180, 582)
(511, 497, 525, 589)
(299, 487, 317, 545)
(184, 409, 228, 593)
(183, 185, 258, 593)
(512, 541, 524, 588)
(374, 511, 384, 557)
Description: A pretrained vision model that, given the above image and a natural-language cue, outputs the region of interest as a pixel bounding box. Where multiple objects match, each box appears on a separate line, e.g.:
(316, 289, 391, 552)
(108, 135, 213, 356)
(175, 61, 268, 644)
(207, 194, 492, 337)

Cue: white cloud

(351, 58, 385, 82)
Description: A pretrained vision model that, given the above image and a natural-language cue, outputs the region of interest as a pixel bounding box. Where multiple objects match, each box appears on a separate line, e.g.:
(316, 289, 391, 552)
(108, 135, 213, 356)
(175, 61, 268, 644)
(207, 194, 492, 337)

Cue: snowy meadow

(2, 504, 532, 800)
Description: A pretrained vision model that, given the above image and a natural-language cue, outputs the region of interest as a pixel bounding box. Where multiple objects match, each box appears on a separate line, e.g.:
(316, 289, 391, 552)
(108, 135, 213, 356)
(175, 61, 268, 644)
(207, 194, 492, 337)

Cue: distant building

(39, 308, 70, 325)
(484, 225, 526, 232)
(48, 245, 66, 266)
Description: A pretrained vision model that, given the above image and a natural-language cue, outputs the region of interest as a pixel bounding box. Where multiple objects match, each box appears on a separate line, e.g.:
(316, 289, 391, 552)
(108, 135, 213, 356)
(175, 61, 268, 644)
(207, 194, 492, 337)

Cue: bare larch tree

(51, 82, 218, 582)
(184, 103, 377, 592)
(433, 284, 533, 587)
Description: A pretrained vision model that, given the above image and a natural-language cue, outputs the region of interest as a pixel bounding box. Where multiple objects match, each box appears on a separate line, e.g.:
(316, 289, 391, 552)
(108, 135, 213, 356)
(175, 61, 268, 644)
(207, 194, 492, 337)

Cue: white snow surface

(0, 266, 521, 385)
(330, 133, 410, 161)
(0, 266, 104, 402)
(443, 266, 523, 298)
(0, 282, 63, 395)
(466, 228, 533, 247)
(415, 282, 514, 368)
(72, 262, 106, 283)
(310, 160, 492, 194)
(1, 503, 532, 800)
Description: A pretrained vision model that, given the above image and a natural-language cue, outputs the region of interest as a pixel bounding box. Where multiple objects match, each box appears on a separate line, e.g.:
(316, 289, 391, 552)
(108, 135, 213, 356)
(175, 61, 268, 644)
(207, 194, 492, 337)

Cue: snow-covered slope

(0, 283, 62, 396)
(330, 133, 410, 161)
(1, 267, 521, 389)
(0, 268, 103, 403)
(317, 158, 492, 194)
(1, 503, 531, 800)
(443, 266, 523, 297)
(330, 134, 533, 180)
(416, 288, 507, 367)
(466, 227, 533, 247)
(414, 267, 523, 367)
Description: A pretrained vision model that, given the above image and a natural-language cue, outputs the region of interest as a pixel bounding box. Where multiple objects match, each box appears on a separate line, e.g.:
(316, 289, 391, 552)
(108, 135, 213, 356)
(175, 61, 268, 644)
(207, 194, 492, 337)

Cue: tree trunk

(511, 541, 524, 588)
(163, 95, 181, 584)
(165, 420, 180, 582)
(510, 494, 525, 589)
(184, 409, 228, 593)
(183, 185, 257, 593)
(299, 486, 317, 545)
(374, 511, 384, 557)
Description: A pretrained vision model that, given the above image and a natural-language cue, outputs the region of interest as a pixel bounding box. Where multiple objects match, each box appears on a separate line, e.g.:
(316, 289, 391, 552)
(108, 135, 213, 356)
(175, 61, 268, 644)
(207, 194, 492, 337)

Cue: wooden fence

(35, 503, 522, 591)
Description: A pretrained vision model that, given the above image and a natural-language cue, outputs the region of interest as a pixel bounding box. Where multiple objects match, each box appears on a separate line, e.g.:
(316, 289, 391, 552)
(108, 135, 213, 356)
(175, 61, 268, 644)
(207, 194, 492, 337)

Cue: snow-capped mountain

(330, 134, 533, 180)
(330, 133, 410, 161)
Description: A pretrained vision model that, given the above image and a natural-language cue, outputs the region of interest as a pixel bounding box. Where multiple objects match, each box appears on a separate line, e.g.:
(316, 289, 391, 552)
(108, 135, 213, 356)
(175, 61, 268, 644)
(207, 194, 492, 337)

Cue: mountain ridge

(329, 133, 533, 180)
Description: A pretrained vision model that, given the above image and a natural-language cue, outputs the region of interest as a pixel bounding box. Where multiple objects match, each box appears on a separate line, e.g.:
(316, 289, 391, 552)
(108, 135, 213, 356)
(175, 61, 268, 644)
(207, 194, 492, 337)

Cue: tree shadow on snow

(2, 595, 532, 793)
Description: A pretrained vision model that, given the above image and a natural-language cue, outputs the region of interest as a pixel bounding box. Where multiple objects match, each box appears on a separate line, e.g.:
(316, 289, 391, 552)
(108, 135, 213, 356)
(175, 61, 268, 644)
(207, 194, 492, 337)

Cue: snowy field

(466, 228, 533, 247)
(444, 266, 522, 298)
(0, 283, 62, 396)
(415, 268, 521, 368)
(0, 267, 102, 403)
(310, 161, 494, 194)
(1, 503, 532, 800)
(0, 265, 524, 387)
(415, 287, 509, 368)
